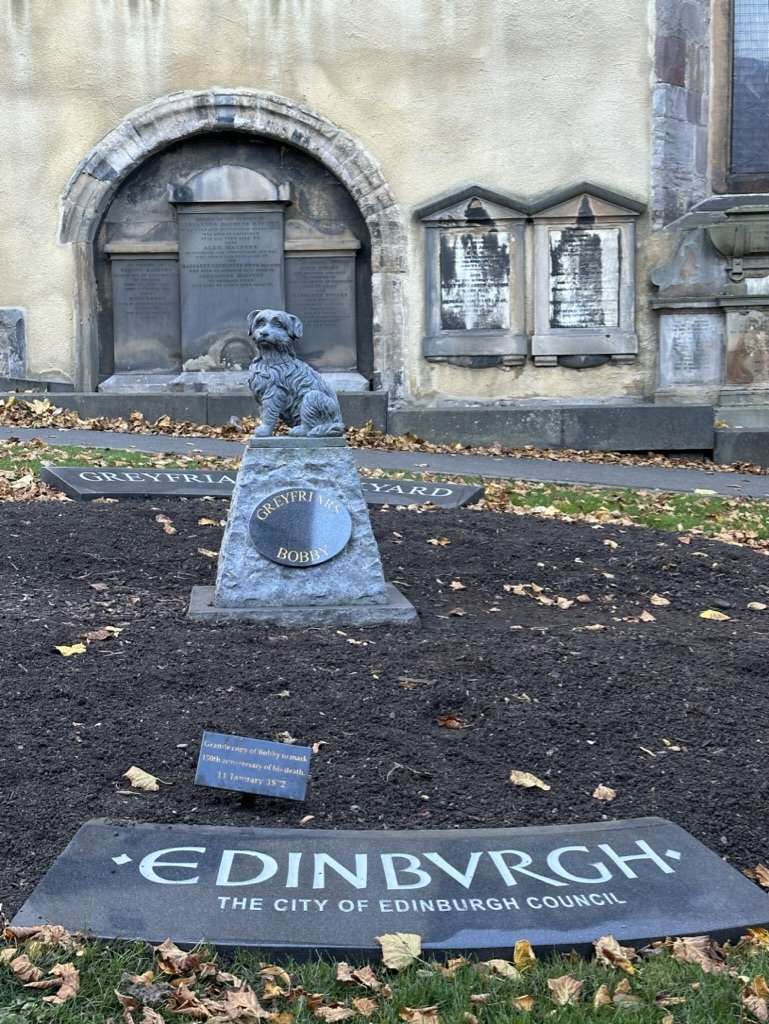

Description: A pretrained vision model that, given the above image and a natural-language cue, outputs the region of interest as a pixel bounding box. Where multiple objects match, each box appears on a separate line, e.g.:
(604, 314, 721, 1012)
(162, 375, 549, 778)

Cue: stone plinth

(188, 436, 418, 627)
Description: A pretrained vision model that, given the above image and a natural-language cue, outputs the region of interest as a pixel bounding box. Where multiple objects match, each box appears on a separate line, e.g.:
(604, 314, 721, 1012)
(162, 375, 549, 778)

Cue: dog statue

(246, 308, 345, 437)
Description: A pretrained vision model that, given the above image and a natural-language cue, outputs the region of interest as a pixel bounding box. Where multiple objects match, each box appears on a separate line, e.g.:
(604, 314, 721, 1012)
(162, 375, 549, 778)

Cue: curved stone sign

(249, 488, 352, 567)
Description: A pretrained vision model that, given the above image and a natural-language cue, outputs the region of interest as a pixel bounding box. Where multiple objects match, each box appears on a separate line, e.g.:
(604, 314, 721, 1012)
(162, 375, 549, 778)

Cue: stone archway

(60, 89, 407, 394)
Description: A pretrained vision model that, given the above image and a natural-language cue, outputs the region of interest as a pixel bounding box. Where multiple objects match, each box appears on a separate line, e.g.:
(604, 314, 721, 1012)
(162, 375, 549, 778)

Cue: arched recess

(60, 89, 407, 394)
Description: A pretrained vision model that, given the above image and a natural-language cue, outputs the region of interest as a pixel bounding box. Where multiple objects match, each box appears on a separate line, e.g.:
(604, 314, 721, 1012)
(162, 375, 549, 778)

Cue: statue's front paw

(254, 424, 273, 437)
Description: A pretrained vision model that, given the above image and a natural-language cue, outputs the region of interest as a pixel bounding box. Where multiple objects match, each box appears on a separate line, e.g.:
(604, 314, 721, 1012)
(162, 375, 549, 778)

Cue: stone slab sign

(13, 818, 768, 955)
(195, 731, 311, 801)
(40, 467, 483, 508)
(40, 465, 237, 499)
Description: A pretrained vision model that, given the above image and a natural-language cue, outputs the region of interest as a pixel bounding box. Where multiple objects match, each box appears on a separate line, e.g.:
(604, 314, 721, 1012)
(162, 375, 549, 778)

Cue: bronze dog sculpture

(246, 308, 345, 437)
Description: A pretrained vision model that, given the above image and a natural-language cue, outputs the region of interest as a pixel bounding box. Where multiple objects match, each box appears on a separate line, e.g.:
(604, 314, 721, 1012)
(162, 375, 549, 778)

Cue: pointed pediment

(416, 185, 528, 224)
(531, 182, 645, 220)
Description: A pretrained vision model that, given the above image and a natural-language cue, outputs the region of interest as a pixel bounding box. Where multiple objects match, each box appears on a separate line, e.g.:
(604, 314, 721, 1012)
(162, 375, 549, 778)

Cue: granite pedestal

(188, 436, 418, 626)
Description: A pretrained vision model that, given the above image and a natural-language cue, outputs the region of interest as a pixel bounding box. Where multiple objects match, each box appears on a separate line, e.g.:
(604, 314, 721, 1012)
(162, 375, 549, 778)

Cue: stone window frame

(59, 89, 407, 394)
(711, 0, 769, 193)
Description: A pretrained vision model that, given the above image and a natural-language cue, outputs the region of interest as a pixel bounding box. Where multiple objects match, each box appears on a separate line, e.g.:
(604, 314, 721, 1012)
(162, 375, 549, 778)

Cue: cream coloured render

(0, 0, 652, 399)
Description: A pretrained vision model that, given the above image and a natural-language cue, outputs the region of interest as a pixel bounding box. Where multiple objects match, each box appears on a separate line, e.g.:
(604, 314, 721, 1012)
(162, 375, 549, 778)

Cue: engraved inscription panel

(549, 227, 620, 329)
(285, 256, 357, 370)
(178, 211, 284, 368)
(439, 229, 510, 331)
(659, 314, 723, 388)
(111, 258, 180, 372)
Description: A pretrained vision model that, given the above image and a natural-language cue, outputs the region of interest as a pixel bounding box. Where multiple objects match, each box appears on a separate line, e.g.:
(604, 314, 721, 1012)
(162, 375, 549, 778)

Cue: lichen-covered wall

(0, 0, 652, 399)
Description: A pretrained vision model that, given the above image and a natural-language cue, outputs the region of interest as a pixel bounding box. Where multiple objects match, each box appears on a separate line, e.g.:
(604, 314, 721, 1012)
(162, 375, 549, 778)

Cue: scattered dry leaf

(399, 1006, 439, 1024)
(671, 935, 725, 973)
(123, 766, 160, 792)
(449, 580, 466, 591)
(748, 602, 768, 611)
(376, 932, 421, 970)
(592, 784, 617, 802)
(639, 610, 656, 622)
(547, 974, 583, 1006)
(480, 959, 520, 980)
(85, 625, 123, 641)
(593, 983, 611, 1008)
(197, 548, 219, 559)
(509, 770, 550, 792)
(593, 935, 637, 973)
(55, 642, 87, 657)
(154, 938, 203, 975)
(437, 713, 466, 729)
(514, 939, 537, 971)
(511, 994, 535, 1012)
(745, 866, 769, 889)
(700, 609, 730, 621)
(42, 962, 80, 1005)
(352, 997, 378, 1017)
(154, 514, 176, 535)
(650, 593, 670, 606)
(9, 954, 43, 983)
(426, 537, 450, 547)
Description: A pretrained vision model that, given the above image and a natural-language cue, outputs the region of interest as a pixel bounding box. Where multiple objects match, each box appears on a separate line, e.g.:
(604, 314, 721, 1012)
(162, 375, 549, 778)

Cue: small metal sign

(249, 488, 352, 567)
(195, 730, 312, 801)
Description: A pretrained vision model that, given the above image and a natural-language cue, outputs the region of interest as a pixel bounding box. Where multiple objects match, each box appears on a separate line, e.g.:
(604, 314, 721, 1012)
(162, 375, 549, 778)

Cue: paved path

(1, 425, 768, 498)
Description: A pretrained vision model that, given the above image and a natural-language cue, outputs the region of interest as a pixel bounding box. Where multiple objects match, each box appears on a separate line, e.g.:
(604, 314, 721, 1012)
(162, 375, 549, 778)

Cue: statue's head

(246, 308, 304, 355)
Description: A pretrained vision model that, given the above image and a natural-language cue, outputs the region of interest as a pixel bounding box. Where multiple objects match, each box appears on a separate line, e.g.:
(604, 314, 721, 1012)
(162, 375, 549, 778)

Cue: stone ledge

(714, 429, 769, 468)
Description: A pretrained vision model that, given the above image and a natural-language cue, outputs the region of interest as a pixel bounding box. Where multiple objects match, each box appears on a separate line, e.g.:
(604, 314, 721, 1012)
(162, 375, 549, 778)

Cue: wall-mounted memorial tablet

(285, 220, 361, 373)
(108, 250, 181, 373)
(13, 817, 768, 954)
(656, 308, 724, 403)
(169, 166, 292, 371)
(530, 185, 644, 367)
(416, 186, 527, 368)
(195, 730, 312, 801)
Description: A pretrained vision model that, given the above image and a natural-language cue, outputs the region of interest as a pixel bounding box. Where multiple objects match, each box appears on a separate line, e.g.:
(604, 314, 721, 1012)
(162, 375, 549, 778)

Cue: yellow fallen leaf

(592, 784, 617, 801)
(514, 939, 537, 970)
(376, 932, 421, 970)
(748, 602, 768, 612)
(509, 770, 550, 792)
(123, 766, 160, 792)
(197, 548, 219, 559)
(639, 610, 656, 622)
(197, 517, 220, 526)
(547, 974, 583, 1006)
(742, 928, 769, 948)
(426, 537, 450, 547)
(700, 609, 730, 621)
(55, 643, 87, 657)
(650, 593, 670, 606)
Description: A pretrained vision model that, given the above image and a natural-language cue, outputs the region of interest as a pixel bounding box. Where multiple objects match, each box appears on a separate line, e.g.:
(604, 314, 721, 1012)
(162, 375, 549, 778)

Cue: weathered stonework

(59, 89, 408, 395)
(651, 0, 711, 227)
(0, 308, 26, 378)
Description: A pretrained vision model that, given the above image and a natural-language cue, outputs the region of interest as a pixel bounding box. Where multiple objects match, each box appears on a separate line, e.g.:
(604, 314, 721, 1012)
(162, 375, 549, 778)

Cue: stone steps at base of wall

(387, 404, 714, 452)
(0, 392, 388, 432)
(0, 393, 718, 453)
(714, 429, 769, 468)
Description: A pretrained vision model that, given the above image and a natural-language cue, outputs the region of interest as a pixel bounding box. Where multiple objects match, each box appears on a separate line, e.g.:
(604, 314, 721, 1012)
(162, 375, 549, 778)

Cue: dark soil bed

(1, 499, 767, 915)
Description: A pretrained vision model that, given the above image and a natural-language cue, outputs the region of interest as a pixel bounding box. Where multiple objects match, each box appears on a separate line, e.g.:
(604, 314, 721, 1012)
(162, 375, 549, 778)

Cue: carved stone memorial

(657, 312, 724, 401)
(13, 817, 768, 954)
(531, 186, 644, 367)
(110, 255, 181, 372)
(417, 187, 527, 367)
(188, 308, 417, 627)
(725, 307, 769, 400)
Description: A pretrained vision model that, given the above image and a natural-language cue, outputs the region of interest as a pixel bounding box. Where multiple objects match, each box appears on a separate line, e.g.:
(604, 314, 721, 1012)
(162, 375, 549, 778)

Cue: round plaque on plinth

(249, 488, 352, 567)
